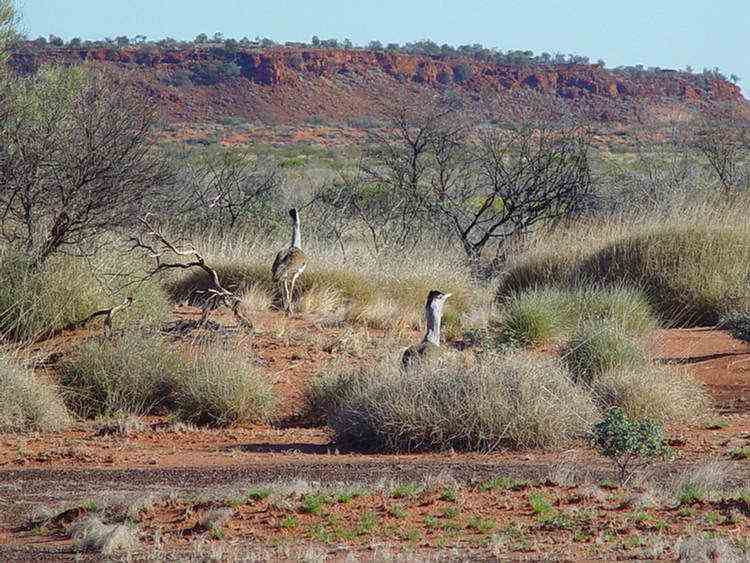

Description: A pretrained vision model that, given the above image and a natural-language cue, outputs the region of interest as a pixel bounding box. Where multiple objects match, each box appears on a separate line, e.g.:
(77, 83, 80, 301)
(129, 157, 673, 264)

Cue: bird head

(288, 208, 299, 221)
(426, 290, 451, 310)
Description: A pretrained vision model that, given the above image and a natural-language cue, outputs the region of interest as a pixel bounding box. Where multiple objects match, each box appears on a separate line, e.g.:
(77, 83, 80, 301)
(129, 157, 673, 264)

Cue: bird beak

(444, 293, 452, 299)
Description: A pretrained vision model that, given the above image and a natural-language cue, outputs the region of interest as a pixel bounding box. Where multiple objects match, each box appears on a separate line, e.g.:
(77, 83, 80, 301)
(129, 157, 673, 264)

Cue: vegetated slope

(8, 44, 746, 125)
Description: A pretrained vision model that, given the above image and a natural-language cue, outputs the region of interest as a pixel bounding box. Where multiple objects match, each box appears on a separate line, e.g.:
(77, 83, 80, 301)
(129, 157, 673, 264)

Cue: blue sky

(18, 1, 748, 96)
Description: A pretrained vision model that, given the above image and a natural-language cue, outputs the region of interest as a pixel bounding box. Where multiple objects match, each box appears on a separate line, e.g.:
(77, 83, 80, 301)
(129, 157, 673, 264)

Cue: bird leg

(283, 278, 290, 315)
(288, 272, 300, 317)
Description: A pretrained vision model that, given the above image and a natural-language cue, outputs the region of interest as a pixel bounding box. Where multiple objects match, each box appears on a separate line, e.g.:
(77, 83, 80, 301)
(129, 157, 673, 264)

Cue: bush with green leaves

(0, 354, 71, 433)
(309, 351, 597, 452)
(563, 320, 648, 384)
(592, 407, 672, 484)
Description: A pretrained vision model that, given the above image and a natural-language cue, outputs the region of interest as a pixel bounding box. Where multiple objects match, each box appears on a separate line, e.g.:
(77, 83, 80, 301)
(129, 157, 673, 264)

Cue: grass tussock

(0, 354, 71, 433)
(59, 332, 180, 418)
(0, 251, 170, 342)
(60, 334, 275, 425)
(167, 239, 481, 337)
(499, 287, 656, 347)
(499, 222, 750, 326)
(69, 515, 140, 557)
(592, 365, 711, 423)
(310, 352, 598, 452)
(563, 320, 649, 384)
(171, 347, 275, 426)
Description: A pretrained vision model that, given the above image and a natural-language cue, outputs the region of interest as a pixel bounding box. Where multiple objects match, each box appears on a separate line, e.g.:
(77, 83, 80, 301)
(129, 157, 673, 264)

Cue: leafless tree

(691, 104, 750, 195)
(361, 96, 594, 261)
(178, 149, 281, 235)
(0, 67, 174, 265)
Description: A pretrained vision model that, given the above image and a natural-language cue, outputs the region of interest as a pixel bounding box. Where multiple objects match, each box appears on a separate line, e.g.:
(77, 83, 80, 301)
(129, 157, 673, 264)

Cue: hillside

(8, 43, 746, 126)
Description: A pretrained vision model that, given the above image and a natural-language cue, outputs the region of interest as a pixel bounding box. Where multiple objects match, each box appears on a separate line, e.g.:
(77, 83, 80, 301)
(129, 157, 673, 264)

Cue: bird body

(402, 290, 451, 369)
(272, 208, 306, 315)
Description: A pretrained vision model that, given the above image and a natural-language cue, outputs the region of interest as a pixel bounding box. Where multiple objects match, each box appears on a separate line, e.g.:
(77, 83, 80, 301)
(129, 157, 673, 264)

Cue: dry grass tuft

(310, 351, 597, 452)
(69, 515, 140, 557)
(563, 320, 650, 384)
(593, 364, 711, 423)
(172, 346, 276, 426)
(0, 354, 71, 433)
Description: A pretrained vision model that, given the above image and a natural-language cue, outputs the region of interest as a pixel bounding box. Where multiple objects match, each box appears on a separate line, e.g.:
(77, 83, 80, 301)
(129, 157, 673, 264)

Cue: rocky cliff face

(9, 44, 744, 124)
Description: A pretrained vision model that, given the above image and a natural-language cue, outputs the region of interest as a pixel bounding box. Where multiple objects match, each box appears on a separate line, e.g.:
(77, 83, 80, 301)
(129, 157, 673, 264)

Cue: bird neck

(423, 303, 442, 346)
(291, 217, 301, 248)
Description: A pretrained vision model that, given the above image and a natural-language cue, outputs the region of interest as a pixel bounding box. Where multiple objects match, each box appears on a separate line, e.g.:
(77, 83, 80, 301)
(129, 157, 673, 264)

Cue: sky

(16, 0, 749, 96)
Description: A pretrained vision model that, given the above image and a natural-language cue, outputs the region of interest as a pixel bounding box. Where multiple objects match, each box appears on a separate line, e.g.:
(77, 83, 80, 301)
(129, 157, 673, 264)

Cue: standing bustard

(272, 208, 306, 316)
(402, 290, 451, 368)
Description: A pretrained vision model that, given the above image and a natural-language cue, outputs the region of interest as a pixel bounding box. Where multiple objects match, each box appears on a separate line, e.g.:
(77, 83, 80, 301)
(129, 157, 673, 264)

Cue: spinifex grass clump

(0, 251, 170, 342)
(60, 332, 180, 418)
(498, 287, 656, 347)
(171, 346, 275, 426)
(499, 223, 750, 326)
(0, 354, 71, 433)
(60, 333, 276, 424)
(564, 320, 649, 385)
(309, 352, 597, 452)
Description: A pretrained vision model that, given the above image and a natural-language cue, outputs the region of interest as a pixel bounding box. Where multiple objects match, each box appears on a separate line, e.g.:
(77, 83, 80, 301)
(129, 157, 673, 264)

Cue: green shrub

(498, 225, 750, 326)
(592, 365, 711, 423)
(59, 332, 179, 418)
(0, 251, 170, 342)
(312, 352, 597, 452)
(564, 320, 648, 384)
(498, 287, 656, 347)
(592, 407, 672, 483)
(171, 347, 275, 426)
(0, 354, 71, 432)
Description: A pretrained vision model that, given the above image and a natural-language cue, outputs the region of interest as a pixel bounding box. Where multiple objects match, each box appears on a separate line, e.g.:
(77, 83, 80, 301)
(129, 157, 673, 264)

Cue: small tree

(691, 106, 749, 194)
(592, 407, 672, 484)
(0, 66, 173, 265)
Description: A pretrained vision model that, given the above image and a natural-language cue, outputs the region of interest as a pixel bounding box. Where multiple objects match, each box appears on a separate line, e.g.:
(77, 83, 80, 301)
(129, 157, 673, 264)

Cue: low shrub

(592, 365, 711, 423)
(0, 251, 170, 342)
(498, 287, 656, 347)
(310, 352, 597, 452)
(498, 224, 750, 326)
(564, 320, 648, 384)
(592, 407, 671, 484)
(171, 347, 275, 426)
(0, 354, 71, 432)
(59, 332, 180, 418)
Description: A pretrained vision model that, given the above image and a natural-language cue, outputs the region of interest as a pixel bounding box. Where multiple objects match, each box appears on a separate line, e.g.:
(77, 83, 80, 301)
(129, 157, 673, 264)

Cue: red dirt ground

(0, 309, 748, 558)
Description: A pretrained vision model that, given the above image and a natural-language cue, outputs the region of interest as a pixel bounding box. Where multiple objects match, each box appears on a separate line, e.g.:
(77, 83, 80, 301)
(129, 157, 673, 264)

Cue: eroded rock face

(9, 44, 743, 102)
(8, 43, 744, 125)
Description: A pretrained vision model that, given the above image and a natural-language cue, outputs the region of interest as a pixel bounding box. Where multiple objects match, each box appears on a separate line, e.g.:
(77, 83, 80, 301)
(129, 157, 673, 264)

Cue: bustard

(272, 208, 306, 316)
(402, 290, 451, 369)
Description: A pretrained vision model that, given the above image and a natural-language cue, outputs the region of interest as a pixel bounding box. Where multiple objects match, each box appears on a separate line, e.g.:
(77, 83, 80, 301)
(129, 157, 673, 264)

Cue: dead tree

(128, 216, 252, 330)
